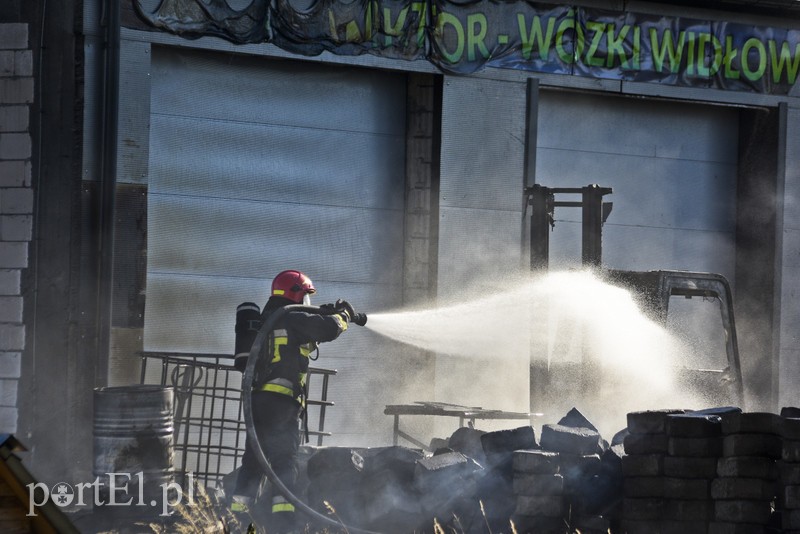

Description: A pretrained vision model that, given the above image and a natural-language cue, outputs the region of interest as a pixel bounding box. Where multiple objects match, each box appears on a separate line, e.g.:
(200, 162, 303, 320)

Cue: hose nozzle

(352, 313, 367, 327)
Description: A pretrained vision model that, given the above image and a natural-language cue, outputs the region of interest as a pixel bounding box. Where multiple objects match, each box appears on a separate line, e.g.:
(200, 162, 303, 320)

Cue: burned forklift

(525, 185, 744, 419)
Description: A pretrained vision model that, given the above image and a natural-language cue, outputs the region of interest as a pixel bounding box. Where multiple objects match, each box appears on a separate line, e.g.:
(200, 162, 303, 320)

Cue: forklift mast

(524, 184, 744, 407)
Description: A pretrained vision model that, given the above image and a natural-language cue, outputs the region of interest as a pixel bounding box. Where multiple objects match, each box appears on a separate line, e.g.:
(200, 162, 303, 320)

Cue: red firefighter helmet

(271, 270, 316, 304)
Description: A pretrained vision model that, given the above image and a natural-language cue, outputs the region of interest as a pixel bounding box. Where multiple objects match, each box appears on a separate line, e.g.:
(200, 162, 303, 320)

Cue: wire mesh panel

(139, 352, 336, 488)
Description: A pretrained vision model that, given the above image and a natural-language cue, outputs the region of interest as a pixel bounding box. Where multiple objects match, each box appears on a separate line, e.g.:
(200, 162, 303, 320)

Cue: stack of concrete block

(505, 409, 620, 533)
(527, 409, 614, 533)
(513, 445, 623, 533)
(540, 422, 608, 533)
(360, 446, 425, 532)
(413, 449, 484, 529)
(304, 444, 486, 532)
(479, 425, 538, 531)
(598, 441, 626, 530)
(779, 407, 800, 533)
(561, 452, 604, 531)
(512, 449, 567, 534)
(305, 446, 370, 525)
(448, 426, 487, 467)
(711, 411, 781, 533)
(662, 410, 727, 534)
(621, 409, 685, 533)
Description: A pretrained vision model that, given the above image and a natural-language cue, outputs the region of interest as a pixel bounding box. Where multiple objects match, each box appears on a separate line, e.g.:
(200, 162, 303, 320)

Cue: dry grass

(145, 483, 237, 534)
(91, 486, 593, 534)
(322, 500, 350, 534)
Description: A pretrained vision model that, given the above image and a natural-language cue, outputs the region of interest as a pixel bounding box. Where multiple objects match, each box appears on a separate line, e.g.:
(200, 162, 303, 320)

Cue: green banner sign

(133, 0, 800, 95)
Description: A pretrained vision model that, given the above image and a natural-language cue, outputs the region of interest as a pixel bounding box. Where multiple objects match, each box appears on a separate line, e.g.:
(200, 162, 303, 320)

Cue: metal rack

(384, 401, 534, 450)
(139, 351, 337, 488)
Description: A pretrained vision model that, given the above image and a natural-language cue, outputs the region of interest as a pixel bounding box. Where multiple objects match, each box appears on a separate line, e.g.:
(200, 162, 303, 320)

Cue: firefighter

(231, 269, 360, 532)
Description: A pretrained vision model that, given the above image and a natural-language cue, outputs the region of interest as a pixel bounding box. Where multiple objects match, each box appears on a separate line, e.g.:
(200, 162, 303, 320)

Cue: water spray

(362, 271, 718, 437)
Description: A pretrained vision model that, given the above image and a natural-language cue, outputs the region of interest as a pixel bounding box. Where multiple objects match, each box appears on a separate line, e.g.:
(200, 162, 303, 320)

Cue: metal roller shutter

(537, 90, 739, 280)
(536, 90, 739, 375)
(143, 47, 407, 445)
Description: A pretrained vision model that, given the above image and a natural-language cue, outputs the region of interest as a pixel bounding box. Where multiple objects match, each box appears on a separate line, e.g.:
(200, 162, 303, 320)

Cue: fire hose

(241, 304, 381, 534)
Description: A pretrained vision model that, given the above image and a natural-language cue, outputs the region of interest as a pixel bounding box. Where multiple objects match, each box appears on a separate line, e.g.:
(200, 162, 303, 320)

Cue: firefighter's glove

(318, 302, 337, 314)
(335, 299, 356, 322)
(336, 299, 367, 326)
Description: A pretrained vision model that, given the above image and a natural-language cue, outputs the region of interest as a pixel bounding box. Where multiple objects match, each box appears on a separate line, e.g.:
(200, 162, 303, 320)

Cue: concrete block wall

(0, 22, 32, 434)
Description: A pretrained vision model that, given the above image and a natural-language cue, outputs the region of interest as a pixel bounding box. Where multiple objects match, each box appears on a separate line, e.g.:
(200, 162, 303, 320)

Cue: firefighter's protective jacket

(252, 309, 348, 404)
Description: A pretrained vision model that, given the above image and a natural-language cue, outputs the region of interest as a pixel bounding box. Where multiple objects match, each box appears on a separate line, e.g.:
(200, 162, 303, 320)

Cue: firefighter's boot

(270, 495, 298, 534)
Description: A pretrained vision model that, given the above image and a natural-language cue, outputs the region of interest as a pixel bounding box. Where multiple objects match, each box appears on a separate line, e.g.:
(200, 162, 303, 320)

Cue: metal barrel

(93, 385, 175, 504)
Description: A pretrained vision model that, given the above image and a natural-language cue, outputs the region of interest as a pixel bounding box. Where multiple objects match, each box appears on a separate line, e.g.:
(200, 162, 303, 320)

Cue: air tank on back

(234, 302, 261, 372)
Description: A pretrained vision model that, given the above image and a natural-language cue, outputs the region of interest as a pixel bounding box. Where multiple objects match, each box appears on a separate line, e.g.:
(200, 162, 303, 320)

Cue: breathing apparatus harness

(241, 304, 377, 534)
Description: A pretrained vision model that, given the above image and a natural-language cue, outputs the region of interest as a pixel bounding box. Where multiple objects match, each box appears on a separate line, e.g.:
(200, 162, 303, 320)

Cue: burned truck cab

(602, 269, 744, 407)
(525, 185, 745, 419)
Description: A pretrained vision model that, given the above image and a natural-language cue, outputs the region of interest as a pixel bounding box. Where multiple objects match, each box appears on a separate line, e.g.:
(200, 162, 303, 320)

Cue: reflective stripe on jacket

(254, 310, 348, 403)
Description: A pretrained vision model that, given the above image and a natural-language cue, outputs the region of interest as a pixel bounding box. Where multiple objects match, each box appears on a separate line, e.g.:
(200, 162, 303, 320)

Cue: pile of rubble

(266, 406, 800, 533)
(295, 407, 621, 533)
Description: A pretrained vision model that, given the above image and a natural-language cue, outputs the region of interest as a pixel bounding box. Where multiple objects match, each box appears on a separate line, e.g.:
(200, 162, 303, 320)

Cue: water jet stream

(365, 271, 711, 436)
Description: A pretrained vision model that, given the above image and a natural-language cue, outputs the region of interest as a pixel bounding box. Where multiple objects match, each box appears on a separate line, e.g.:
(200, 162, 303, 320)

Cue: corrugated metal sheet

(535, 90, 740, 384)
(81, 36, 102, 183)
(436, 73, 528, 295)
(434, 79, 741, 423)
(438, 207, 528, 287)
(435, 75, 530, 423)
(150, 50, 404, 137)
(783, 106, 800, 232)
(143, 47, 408, 445)
(778, 105, 800, 407)
(537, 90, 739, 281)
(439, 77, 527, 213)
(148, 115, 404, 210)
(118, 40, 151, 185)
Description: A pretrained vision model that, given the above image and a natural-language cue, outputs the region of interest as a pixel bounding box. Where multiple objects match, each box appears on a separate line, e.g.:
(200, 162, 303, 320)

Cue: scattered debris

(70, 405, 800, 533)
